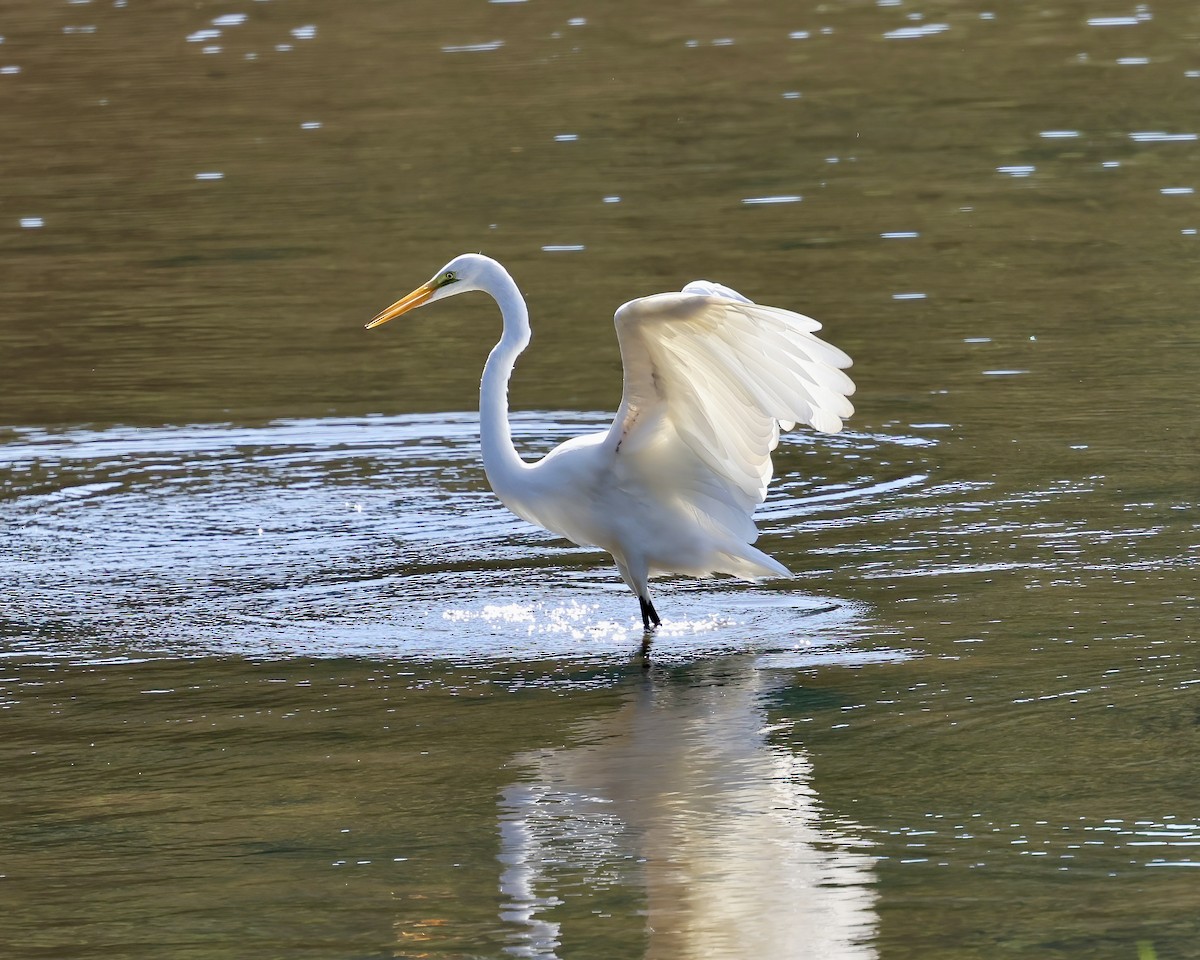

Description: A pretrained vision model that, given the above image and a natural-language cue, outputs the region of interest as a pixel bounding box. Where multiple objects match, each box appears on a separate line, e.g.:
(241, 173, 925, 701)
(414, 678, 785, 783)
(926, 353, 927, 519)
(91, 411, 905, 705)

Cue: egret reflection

(498, 657, 878, 959)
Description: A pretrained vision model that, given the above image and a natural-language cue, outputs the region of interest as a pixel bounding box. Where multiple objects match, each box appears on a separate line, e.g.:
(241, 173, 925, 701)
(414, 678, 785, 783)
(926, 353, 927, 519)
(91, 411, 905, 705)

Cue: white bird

(367, 254, 855, 632)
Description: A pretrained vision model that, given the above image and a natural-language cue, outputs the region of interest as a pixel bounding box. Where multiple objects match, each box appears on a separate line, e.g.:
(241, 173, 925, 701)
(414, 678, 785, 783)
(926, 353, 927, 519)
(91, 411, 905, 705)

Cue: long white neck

(477, 260, 533, 500)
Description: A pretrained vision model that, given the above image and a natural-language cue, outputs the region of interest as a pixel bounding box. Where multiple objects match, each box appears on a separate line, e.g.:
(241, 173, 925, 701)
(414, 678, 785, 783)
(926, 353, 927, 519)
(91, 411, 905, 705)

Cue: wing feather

(607, 286, 855, 544)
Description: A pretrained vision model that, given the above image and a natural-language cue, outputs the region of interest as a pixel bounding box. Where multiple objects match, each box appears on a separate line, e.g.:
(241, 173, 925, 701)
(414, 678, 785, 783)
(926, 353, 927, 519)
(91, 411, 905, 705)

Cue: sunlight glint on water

(2, 413, 913, 662)
(1, 0, 1198, 956)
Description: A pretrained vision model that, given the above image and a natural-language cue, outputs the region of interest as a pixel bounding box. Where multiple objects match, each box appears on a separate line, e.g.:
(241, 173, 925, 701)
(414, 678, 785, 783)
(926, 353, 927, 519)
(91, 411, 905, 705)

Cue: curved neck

(478, 261, 532, 496)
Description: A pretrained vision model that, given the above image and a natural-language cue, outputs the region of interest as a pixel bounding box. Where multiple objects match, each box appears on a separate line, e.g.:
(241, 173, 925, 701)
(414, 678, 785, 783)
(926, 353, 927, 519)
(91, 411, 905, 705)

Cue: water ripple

(1, 414, 904, 664)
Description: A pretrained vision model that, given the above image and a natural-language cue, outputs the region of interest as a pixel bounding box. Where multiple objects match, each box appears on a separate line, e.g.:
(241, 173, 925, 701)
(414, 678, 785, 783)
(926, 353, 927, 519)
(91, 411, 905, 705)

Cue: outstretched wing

(606, 283, 855, 542)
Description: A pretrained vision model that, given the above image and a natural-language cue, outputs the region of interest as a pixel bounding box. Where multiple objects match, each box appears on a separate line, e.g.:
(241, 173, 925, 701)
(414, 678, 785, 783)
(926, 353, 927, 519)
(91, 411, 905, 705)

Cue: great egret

(367, 254, 854, 631)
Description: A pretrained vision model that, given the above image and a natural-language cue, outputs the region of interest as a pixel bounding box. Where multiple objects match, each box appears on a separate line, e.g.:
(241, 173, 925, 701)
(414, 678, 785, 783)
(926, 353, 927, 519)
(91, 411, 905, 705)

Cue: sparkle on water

(1, 0, 1197, 957)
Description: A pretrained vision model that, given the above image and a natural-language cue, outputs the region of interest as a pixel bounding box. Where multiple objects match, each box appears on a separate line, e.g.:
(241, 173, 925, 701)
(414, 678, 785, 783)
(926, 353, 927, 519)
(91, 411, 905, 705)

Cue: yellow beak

(365, 282, 437, 329)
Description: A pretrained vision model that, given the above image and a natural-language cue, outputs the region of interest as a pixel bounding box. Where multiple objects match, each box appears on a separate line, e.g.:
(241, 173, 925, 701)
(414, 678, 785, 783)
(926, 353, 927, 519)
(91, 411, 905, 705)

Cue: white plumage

(367, 254, 855, 631)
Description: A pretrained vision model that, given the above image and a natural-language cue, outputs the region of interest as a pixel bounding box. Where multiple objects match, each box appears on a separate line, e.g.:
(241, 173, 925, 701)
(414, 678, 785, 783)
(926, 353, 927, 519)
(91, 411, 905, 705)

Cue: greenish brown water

(1, 1, 1198, 958)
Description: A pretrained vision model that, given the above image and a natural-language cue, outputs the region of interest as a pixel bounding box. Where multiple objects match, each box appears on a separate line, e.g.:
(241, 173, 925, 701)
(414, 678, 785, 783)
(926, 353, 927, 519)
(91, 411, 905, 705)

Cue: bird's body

(368, 254, 854, 631)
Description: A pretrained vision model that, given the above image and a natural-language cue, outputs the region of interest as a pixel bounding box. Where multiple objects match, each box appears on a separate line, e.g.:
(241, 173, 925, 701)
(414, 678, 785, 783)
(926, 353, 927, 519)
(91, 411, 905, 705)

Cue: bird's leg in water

(639, 595, 661, 632)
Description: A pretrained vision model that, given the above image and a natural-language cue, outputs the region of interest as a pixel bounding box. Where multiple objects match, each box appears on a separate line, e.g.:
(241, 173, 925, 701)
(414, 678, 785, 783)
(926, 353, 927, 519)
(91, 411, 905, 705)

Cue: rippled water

(3, 413, 890, 660)
(2, 0, 1199, 958)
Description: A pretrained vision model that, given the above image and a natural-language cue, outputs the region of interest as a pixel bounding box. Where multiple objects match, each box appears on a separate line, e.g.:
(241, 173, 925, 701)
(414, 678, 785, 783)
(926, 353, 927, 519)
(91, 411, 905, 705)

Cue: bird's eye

(442, 271, 457, 284)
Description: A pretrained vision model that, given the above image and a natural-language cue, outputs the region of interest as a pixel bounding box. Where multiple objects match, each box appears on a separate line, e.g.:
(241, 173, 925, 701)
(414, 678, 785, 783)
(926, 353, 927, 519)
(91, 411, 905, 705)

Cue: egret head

(366, 254, 489, 329)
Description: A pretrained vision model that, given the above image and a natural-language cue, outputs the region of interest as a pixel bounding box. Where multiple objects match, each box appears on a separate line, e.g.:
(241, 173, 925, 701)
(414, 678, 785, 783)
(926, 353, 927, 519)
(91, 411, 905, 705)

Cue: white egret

(367, 254, 855, 631)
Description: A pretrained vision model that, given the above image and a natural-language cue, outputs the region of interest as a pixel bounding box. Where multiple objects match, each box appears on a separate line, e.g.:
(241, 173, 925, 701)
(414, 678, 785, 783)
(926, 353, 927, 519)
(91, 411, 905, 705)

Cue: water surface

(2, 1, 1198, 958)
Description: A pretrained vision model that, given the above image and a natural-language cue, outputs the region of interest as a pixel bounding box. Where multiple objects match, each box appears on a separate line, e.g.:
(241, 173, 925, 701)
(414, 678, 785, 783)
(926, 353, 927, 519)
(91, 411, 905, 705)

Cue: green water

(1, 1, 1197, 957)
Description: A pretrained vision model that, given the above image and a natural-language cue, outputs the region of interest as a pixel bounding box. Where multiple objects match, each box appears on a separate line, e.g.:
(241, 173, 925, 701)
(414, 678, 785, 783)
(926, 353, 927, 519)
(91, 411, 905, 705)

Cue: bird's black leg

(639, 595, 661, 632)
